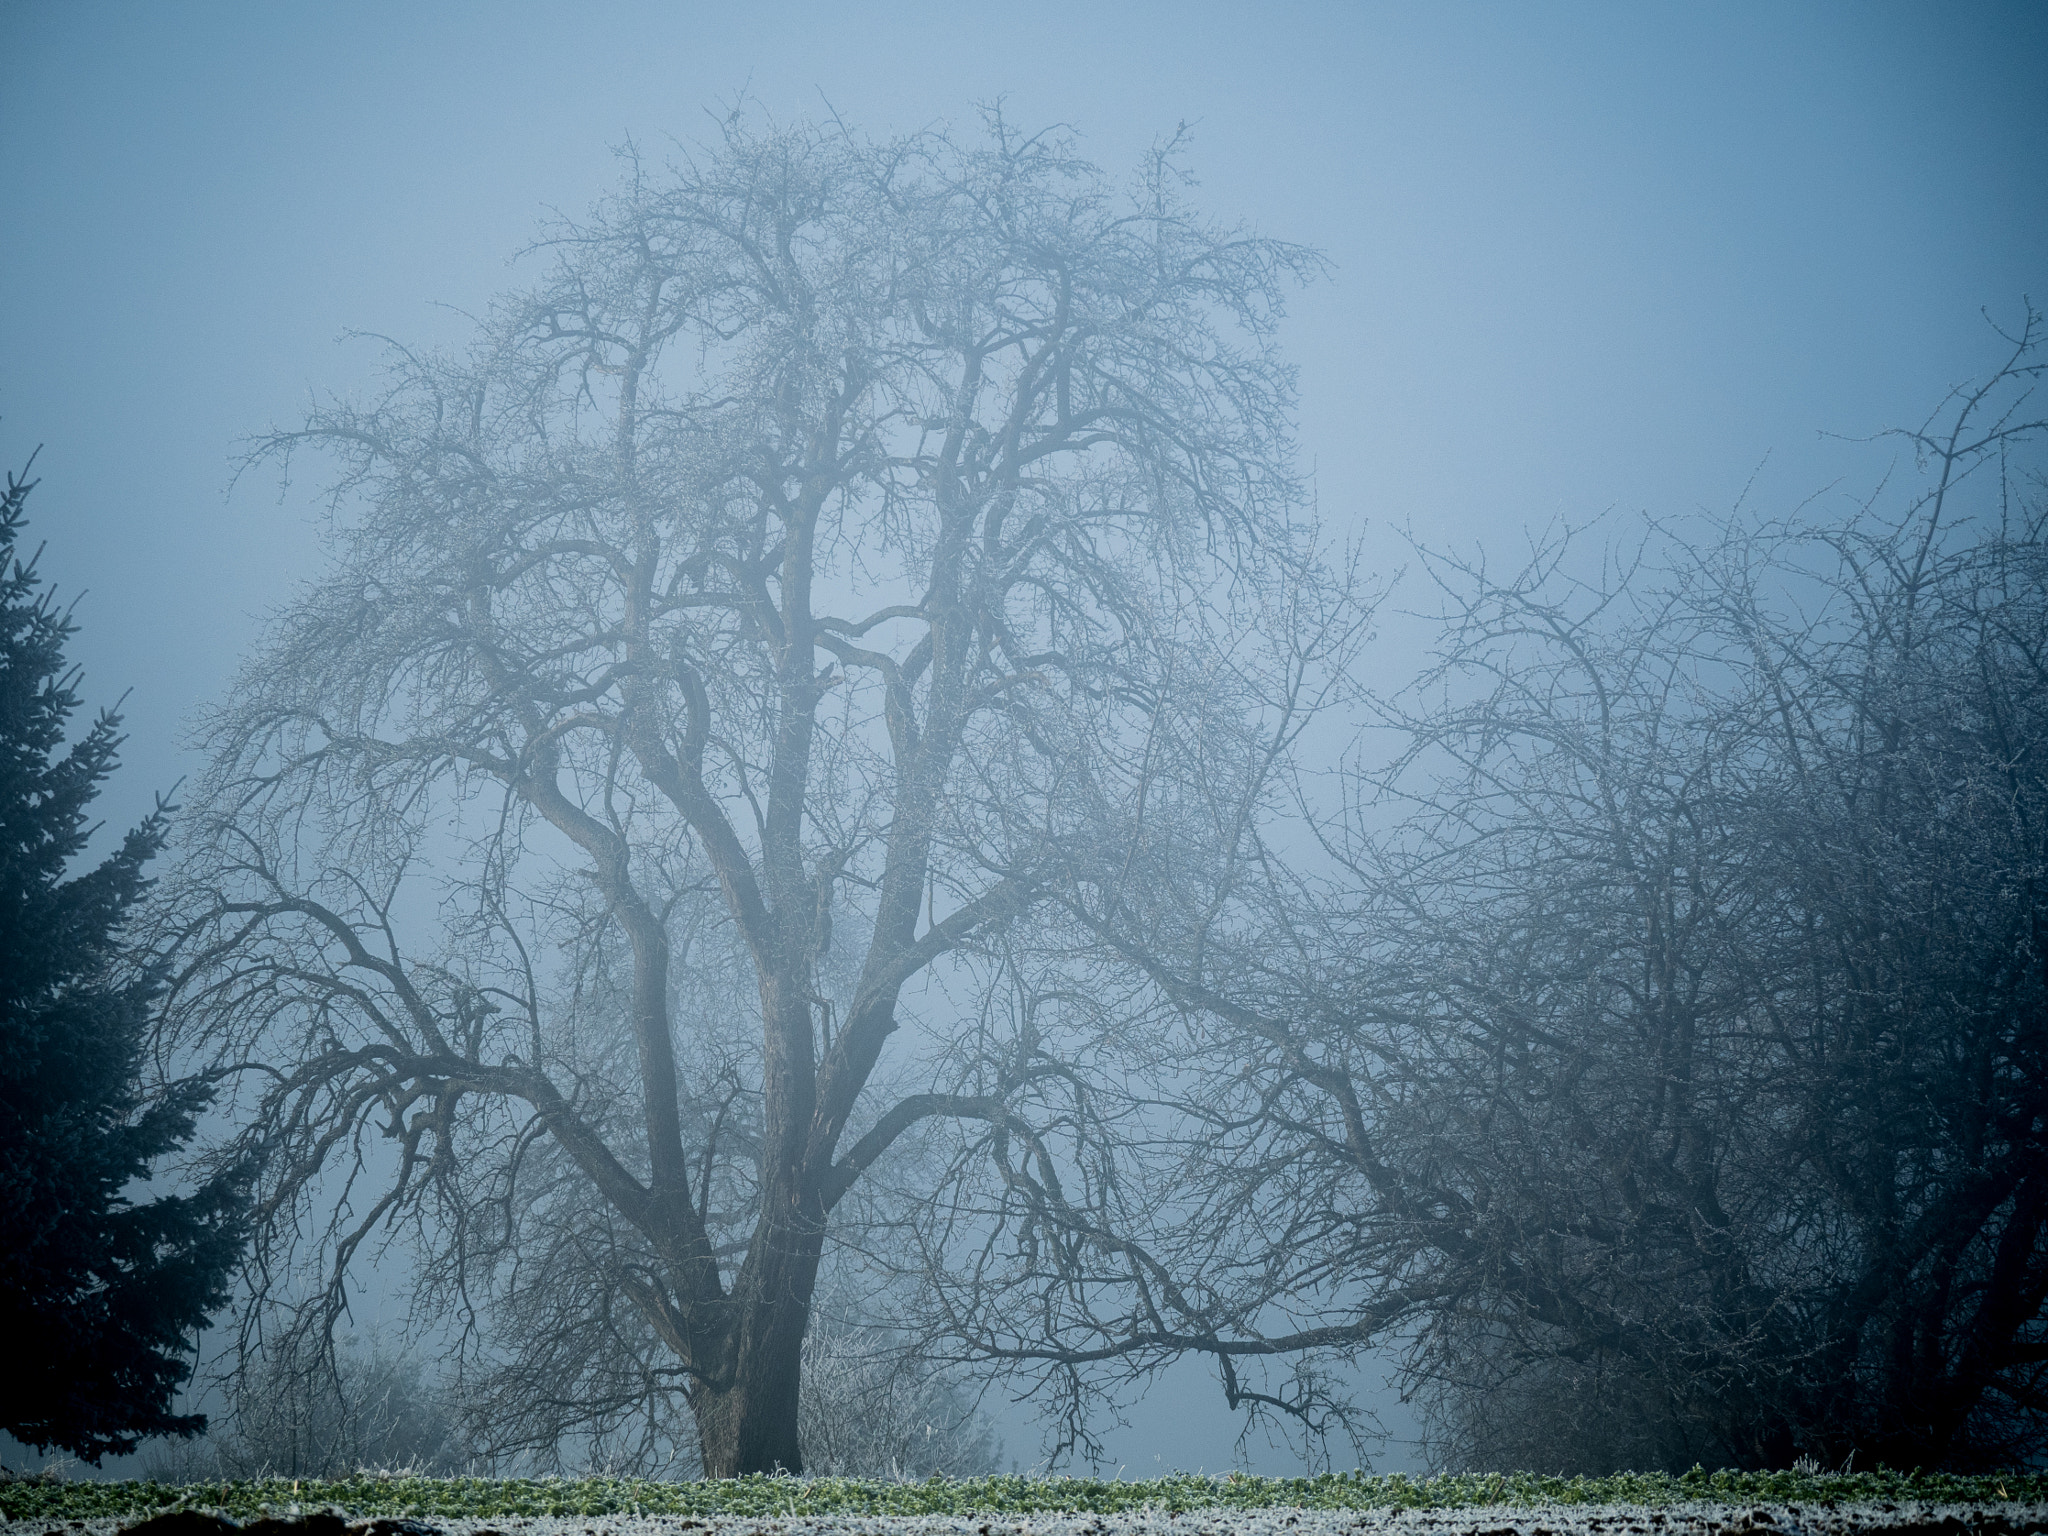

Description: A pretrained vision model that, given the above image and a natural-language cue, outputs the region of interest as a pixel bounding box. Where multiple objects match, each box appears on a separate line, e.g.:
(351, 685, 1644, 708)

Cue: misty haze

(3, 0, 2047, 1503)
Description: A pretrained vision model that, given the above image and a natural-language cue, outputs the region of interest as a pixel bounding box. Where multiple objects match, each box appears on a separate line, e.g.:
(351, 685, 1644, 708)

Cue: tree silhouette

(162, 115, 1344, 1474)
(0, 460, 249, 1464)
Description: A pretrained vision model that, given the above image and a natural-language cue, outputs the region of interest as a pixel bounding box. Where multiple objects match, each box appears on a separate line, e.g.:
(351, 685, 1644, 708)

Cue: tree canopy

(162, 114, 1345, 1475)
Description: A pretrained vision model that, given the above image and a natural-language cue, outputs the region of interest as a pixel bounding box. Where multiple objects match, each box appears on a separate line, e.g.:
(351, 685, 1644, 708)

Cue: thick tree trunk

(694, 1357, 804, 1477)
(690, 1232, 820, 1476)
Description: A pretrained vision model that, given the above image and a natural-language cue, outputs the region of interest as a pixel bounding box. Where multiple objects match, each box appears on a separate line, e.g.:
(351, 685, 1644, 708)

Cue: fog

(2, 0, 2045, 1479)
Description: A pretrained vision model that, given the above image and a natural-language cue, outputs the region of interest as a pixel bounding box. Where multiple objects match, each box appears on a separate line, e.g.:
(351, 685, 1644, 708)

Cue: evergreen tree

(0, 459, 248, 1464)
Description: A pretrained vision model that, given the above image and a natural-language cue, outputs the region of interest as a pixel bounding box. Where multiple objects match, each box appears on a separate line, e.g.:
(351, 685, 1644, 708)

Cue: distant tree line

(142, 1296, 995, 1479)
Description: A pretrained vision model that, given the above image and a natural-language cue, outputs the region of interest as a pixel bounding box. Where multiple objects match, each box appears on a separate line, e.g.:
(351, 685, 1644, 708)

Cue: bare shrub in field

(799, 1309, 999, 1477)
(141, 1337, 459, 1480)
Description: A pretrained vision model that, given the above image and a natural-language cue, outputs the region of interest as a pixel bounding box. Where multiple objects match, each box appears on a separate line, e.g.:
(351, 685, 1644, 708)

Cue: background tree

(141, 1332, 461, 1481)
(901, 317, 2048, 1471)
(0, 459, 250, 1465)
(162, 114, 1333, 1476)
(1381, 327, 2048, 1470)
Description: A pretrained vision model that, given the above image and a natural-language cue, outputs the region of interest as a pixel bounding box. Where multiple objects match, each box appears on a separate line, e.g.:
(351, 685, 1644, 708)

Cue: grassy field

(3, 1469, 2046, 1525)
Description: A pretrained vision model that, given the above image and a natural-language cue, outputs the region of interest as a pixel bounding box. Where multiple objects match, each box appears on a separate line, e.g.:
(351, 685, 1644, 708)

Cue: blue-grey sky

(3, 0, 2045, 1474)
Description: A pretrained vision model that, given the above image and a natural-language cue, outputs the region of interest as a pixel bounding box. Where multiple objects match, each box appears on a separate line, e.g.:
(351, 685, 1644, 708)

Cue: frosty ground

(12, 1502, 2048, 1536)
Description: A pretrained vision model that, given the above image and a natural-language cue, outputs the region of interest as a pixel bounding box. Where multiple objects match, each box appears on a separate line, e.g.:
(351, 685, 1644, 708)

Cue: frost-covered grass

(3, 1469, 2046, 1524)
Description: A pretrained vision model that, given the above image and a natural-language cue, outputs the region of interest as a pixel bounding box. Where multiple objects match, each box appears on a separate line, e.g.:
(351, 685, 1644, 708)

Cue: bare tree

(900, 316, 2048, 1471)
(1367, 318, 2048, 1470)
(159, 112, 1332, 1476)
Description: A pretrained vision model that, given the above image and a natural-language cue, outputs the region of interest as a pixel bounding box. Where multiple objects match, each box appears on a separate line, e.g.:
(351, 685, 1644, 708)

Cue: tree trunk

(694, 1367, 803, 1477)
(691, 1239, 818, 1476)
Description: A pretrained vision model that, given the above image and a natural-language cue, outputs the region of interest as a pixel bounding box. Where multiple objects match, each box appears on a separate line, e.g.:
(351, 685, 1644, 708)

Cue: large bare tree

(901, 319, 2048, 1471)
(159, 115, 1329, 1475)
